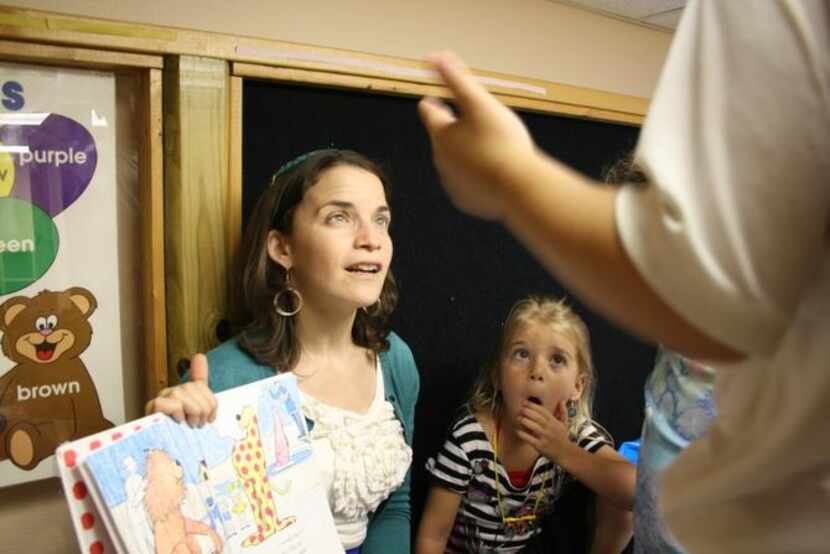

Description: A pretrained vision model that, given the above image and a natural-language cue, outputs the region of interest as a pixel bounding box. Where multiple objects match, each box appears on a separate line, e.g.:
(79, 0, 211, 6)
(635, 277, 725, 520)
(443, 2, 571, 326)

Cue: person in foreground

(416, 296, 634, 553)
(603, 153, 715, 554)
(146, 149, 420, 554)
(417, 1, 830, 552)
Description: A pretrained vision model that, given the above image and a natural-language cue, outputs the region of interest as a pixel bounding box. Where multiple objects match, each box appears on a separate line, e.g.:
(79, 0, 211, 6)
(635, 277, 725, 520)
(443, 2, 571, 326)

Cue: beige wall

(0, 478, 73, 554)
(0, 2, 672, 552)
(6, 0, 672, 98)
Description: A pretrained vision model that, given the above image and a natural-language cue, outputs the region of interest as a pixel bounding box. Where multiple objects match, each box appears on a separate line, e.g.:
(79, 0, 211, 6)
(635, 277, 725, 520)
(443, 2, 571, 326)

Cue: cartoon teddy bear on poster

(0, 287, 113, 470)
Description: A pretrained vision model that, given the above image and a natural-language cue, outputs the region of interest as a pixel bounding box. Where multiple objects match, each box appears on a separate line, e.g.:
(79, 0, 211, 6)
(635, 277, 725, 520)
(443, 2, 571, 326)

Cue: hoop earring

(274, 269, 303, 317)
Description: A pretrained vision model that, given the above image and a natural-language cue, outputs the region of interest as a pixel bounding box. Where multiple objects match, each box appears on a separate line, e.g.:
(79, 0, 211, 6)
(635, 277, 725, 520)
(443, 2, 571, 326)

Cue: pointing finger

(426, 51, 495, 115)
(417, 96, 457, 137)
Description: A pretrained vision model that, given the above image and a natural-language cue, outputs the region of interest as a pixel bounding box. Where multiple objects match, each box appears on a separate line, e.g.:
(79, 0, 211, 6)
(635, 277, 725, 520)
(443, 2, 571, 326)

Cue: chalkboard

(243, 79, 653, 549)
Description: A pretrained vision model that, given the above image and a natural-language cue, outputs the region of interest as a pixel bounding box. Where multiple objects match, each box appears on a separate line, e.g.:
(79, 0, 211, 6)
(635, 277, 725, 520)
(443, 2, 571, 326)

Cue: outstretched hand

(418, 51, 537, 221)
(145, 353, 218, 427)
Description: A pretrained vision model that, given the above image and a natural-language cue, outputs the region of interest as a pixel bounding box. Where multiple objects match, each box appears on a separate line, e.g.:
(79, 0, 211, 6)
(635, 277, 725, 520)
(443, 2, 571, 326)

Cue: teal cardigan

(194, 331, 420, 554)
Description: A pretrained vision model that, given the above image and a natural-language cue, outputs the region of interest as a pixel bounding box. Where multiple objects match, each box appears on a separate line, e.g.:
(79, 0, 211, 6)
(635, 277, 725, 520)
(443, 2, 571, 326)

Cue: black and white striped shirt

(426, 408, 612, 553)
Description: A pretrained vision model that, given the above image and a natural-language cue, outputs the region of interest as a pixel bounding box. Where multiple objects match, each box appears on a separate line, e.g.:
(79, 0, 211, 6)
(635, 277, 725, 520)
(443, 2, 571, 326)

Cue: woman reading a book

(146, 149, 420, 554)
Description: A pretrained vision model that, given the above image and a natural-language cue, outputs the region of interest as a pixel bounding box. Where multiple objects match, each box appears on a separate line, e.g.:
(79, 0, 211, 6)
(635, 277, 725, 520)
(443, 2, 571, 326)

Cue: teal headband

(270, 149, 338, 226)
(271, 149, 333, 182)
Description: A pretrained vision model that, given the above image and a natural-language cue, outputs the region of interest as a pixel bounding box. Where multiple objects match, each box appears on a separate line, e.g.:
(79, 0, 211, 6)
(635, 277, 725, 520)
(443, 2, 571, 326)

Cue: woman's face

(499, 320, 584, 422)
(268, 164, 393, 313)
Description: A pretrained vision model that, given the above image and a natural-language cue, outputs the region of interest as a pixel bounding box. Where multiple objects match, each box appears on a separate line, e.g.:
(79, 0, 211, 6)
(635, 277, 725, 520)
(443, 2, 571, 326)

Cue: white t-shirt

(616, 1, 830, 552)
(300, 360, 412, 549)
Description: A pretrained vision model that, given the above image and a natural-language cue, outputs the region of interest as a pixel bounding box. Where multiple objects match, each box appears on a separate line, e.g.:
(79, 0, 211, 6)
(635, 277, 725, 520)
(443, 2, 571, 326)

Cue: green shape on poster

(0, 198, 59, 295)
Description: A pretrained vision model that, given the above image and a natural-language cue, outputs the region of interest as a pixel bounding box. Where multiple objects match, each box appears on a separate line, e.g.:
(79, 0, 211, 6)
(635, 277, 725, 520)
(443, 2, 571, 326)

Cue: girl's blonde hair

(469, 295, 597, 435)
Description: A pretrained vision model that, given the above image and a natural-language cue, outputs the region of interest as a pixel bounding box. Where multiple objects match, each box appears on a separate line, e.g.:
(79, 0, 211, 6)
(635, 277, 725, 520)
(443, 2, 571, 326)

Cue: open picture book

(56, 372, 343, 554)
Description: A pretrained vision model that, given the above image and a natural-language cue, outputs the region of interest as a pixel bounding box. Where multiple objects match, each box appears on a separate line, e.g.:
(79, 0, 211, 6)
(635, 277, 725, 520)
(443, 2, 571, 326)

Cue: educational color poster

(0, 61, 123, 487)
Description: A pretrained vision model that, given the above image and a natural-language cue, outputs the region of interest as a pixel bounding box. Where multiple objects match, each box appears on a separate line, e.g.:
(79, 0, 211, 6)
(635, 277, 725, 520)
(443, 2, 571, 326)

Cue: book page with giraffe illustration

(58, 373, 343, 554)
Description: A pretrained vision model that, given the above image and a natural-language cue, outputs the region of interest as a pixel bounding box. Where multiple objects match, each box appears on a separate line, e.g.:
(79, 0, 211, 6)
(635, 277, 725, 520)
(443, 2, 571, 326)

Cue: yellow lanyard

(492, 421, 550, 525)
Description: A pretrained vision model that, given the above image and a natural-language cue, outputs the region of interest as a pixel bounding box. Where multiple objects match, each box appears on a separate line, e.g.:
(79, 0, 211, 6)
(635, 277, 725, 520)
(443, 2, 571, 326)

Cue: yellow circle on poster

(0, 144, 14, 197)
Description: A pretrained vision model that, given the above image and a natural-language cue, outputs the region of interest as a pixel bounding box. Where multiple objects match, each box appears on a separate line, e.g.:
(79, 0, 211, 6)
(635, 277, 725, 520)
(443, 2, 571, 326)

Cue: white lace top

(300, 360, 412, 549)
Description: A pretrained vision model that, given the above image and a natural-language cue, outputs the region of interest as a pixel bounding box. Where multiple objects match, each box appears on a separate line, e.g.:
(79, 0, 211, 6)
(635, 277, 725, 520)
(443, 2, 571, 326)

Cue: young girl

(145, 149, 419, 554)
(416, 296, 633, 553)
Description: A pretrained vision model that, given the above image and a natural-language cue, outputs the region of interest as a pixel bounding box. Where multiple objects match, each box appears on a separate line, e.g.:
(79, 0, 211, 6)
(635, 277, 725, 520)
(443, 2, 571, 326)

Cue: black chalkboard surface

(243, 79, 652, 551)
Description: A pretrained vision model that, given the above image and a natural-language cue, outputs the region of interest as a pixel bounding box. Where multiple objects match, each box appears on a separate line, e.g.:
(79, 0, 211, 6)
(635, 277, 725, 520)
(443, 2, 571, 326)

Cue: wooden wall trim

(0, 37, 161, 69)
(139, 67, 168, 398)
(163, 55, 230, 380)
(0, 4, 647, 123)
(233, 62, 644, 125)
(227, 76, 243, 294)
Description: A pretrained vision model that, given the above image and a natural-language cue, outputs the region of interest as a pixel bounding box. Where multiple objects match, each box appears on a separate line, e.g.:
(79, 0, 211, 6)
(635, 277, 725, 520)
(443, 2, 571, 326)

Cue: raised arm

(418, 52, 741, 363)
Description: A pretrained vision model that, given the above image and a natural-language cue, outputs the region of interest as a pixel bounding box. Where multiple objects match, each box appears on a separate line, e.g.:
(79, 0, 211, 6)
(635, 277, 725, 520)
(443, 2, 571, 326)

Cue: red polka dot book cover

(56, 373, 343, 553)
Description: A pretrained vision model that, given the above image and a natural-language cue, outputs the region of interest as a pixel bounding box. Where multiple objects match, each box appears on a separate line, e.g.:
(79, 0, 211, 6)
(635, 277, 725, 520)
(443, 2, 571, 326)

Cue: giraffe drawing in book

(232, 406, 295, 546)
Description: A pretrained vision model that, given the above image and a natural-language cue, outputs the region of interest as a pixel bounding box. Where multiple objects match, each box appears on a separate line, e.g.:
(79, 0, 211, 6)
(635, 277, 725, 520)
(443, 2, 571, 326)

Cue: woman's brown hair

(235, 149, 398, 372)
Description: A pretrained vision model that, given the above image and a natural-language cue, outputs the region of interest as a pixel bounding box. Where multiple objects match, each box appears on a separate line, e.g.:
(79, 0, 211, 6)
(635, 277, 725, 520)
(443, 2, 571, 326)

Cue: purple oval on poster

(0, 113, 97, 217)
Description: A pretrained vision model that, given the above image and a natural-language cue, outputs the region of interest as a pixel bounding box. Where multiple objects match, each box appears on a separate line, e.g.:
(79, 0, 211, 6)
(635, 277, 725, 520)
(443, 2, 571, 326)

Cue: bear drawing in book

(0, 287, 113, 470)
